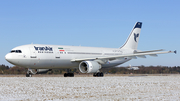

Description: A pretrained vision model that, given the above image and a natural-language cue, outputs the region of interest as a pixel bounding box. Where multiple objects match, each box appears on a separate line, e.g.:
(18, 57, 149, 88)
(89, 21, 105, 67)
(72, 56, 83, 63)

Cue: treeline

(101, 66, 180, 74)
(0, 64, 180, 74)
(0, 64, 26, 74)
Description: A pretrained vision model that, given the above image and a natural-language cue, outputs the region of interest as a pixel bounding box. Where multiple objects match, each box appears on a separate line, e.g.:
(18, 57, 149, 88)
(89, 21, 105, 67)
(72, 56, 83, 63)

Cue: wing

(71, 50, 176, 62)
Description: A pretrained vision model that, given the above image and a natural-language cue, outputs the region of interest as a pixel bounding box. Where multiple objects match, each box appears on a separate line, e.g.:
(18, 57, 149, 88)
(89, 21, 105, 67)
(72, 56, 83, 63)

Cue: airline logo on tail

(134, 33, 139, 42)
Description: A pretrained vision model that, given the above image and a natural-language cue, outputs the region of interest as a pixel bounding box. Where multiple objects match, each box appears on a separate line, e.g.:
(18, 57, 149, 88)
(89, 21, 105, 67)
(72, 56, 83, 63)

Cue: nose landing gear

(26, 73, 32, 77)
(26, 68, 37, 77)
(26, 69, 33, 77)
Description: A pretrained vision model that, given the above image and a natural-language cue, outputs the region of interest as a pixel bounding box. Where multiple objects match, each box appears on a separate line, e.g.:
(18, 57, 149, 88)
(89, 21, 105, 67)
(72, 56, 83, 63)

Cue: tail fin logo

(134, 33, 139, 42)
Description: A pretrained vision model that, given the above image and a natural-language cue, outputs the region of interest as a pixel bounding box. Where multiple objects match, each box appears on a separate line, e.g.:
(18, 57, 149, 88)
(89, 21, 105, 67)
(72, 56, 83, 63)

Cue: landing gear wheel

(93, 73, 96, 77)
(93, 72, 104, 77)
(26, 73, 32, 77)
(97, 73, 100, 77)
(26, 74, 29, 77)
(64, 73, 67, 77)
(70, 73, 74, 77)
(64, 73, 74, 77)
(100, 72, 104, 77)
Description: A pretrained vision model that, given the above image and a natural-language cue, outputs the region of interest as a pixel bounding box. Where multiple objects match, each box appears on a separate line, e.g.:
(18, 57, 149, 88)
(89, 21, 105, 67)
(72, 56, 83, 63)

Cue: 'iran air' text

(34, 46, 53, 53)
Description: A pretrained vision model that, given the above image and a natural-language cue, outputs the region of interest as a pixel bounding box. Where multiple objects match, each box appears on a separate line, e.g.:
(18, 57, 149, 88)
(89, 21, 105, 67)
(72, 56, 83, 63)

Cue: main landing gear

(93, 72, 104, 77)
(64, 73, 74, 77)
(64, 69, 74, 77)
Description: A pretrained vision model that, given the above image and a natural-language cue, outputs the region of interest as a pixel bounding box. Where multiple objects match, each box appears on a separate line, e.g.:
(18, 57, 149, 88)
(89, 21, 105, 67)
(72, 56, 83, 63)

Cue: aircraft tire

(26, 74, 29, 77)
(100, 72, 104, 77)
(64, 73, 67, 77)
(93, 73, 97, 77)
(64, 73, 74, 77)
(97, 73, 100, 77)
(93, 72, 103, 77)
(26, 73, 32, 77)
(70, 73, 74, 77)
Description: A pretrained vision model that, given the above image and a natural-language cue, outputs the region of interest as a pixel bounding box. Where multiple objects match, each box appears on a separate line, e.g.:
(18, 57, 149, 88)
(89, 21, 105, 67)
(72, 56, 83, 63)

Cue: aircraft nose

(5, 53, 11, 61)
(5, 53, 12, 62)
(5, 53, 14, 64)
(5, 53, 27, 66)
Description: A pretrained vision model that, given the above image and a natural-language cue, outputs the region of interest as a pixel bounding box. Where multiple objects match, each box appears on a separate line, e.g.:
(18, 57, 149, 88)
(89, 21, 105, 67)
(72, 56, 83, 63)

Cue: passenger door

(55, 49, 60, 59)
(29, 47, 37, 58)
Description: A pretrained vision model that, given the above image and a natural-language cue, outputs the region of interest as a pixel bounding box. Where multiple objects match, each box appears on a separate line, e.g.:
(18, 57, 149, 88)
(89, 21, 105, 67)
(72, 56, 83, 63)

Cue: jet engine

(79, 61, 101, 73)
(28, 69, 52, 74)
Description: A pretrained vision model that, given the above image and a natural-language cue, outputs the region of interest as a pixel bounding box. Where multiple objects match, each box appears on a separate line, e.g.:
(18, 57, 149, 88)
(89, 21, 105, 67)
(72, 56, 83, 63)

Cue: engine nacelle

(79, 61, 101, 73)
(28, 69, 51, 74)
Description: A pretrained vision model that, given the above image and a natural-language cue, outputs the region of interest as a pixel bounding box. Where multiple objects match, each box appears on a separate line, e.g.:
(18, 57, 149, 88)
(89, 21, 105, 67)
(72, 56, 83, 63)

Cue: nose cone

(5, 53, 11, 61)
(5, 53, 16, 65)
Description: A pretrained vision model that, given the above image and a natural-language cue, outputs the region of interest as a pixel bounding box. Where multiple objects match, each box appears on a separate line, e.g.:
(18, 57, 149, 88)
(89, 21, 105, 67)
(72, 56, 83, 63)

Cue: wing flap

(149, 54, 158, 57)
(134, 49, 164, 53)
(129, 56, 137, 59)
(137, 55, 146, 58)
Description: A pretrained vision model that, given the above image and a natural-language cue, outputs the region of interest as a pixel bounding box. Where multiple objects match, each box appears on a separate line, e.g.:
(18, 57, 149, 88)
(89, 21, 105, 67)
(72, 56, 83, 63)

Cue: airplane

(126, 65, 139, 70)
(5, 22, 176, 77)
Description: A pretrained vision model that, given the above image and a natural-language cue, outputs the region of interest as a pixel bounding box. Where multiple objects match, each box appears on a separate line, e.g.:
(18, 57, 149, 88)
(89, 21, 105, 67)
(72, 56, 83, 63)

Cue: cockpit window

(16, 50, 22, 53)
(10, 50, 22, 53)
(10, 50, 16, 53)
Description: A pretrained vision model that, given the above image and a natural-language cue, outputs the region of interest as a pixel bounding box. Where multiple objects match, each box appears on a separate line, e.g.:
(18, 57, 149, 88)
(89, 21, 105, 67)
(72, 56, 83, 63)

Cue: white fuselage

(5, 44, 132, 69)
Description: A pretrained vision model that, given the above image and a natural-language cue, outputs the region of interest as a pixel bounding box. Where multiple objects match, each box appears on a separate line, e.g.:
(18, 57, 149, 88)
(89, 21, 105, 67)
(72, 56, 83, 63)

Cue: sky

(0, 0, 179, 67)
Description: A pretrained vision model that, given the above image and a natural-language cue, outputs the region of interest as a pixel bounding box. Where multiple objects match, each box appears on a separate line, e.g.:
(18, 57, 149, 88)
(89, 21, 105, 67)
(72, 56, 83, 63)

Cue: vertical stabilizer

(120, 22, 142, 50)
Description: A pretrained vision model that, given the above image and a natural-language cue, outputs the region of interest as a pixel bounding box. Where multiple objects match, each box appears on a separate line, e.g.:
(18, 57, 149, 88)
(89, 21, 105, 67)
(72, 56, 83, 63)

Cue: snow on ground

(0, 76, 180, 101)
